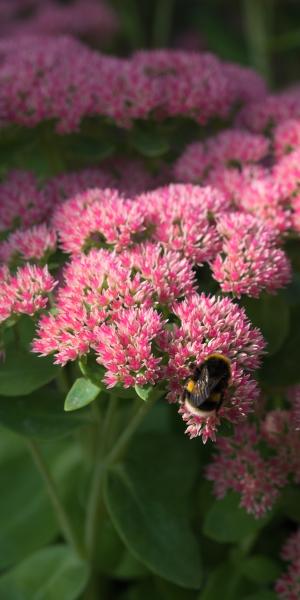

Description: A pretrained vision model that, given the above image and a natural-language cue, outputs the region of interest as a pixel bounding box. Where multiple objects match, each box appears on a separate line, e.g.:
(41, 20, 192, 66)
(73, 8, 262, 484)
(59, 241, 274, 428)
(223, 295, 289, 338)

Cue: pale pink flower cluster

(94, 307, 165, 388)
(33, 246, 196, 367)
(0, 170, 50, 232)
(0, 224, 56, 265)
(174, 129, 269, 182)
(52, 188, 147, 255)
(272, 148, 300, 197)
(211, 213, 291, 297)
(45, 158, 168, 205)
(207, 409, 300, 516)
(137, 184, 229, 265)
(206, 423, 286, 517)
(0, 264, 56, 323)
(274, 118, 300, 158)
(3, 0, 119, 42)
(237, 86, 300, 133)
(223, 62, 267, 103)
(158, 293, 265, 442)
(0, 36, 265, 132)
(287, 386, 300, 430)
(276, 529, 300, 600)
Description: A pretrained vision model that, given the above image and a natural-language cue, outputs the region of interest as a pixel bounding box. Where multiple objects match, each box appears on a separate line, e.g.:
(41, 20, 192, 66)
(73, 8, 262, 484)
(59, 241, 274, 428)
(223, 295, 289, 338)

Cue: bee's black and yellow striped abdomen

(183, 353, 231, 416)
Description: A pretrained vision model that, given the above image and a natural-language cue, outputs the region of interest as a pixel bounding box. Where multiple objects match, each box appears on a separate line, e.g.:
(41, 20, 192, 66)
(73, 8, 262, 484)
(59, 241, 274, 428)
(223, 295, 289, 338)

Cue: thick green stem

(84, 396, 118, 558)
(84, 393, 159, 560)
(26, 438, 85, 559)
(243, 0, 273, 84)
(152, 0, 175, 47)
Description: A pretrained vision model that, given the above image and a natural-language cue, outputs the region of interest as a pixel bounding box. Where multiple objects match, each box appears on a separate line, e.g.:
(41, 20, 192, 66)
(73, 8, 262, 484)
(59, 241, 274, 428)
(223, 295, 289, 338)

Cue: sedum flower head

(138, 183, 229, 265)
(94, 306, 165, 388)
(0, 264, 56, 323)
(0, 170, 50, 232)
(211, 213, 291, 297)
(33, 245, 196, 365)
(52, 188, 147, 255)
(159, 293, 265, 442)
(276, 529, 300, 600)
(0, 224, 56, 265)
(206, 423, 286, 517)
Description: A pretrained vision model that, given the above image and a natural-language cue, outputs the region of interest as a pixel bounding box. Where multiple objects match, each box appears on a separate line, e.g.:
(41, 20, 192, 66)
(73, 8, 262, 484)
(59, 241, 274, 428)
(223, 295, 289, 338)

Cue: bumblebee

(182, 353, 231, 416)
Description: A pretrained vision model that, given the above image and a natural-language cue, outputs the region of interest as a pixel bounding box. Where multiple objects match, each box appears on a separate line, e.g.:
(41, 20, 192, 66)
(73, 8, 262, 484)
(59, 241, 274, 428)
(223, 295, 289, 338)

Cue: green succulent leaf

(0, 545, 89, 600)
(0, 345, 59, 396)
(64, 378, 101, 412)
(104, 433, 202, 589)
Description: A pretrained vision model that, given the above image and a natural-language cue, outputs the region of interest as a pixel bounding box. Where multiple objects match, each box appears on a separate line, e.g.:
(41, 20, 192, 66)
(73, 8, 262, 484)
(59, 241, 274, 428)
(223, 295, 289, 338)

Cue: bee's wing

(192, 366, 225, 408)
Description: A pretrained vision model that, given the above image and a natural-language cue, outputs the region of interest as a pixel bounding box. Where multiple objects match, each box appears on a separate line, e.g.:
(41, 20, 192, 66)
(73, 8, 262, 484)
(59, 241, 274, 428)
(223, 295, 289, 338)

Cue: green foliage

(0, 345, 59, 396)
(130, 124, 170, 157)
(241, 293, 290, 355)
(0, 387, 90, 439)
(279, 487, 300, 523)
(0, 545, 89, 600)
(0, 429, 80, 568)
(64, 377, 101, 412)
(104, 433, 202, 589)
(203, 492, 269, 543)
(95, 516, 149, 579)
(198, 562, 250, 600)
(239, 555, 281, 584)
(259, 305, 300, 386)
(134, 384, 153, 401)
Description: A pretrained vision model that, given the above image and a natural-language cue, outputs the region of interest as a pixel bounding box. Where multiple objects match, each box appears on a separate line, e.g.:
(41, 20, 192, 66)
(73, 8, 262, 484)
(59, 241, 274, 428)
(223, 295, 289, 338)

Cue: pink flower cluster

(52, 188, 147, 255)
(1, 38, 298, 450)
(1, 0, 119, 42)
(159, 293, 265, 442)
(207, 409, 300, 516)
(33, 245, 196, 370)
(0, 264, 56, 323)
(276, 529, 300, 600)
(0, 36, 266, 132)
(0, 224, 56, 266)
(137, 184, 230, 265)
(94, 307, 165, 388)
(211, 213, 291, 297)
(174, 129, 269, 182)
(237, 86, 300, 133)
(0, 170, 51, 232)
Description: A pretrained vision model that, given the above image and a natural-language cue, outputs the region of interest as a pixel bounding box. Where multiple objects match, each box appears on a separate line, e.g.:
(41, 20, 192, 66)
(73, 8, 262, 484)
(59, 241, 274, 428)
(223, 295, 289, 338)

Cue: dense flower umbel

(0, 224, 56, 265)
(211, 213, 291, 297)
(7, 0, 119, 42)
(94, 307, 165, 388)
(273, 148, 300, 198)
(0, 170, 50, 232)
(237, 86, 300, 133)
(159, 293, 265, 442)
(174, 129, 269, 182)
(0, 264, 56, 323)
(138, 184, 230, 265)
(206, 423, 286, 517)
(33, 246, 196, 365)
(287, 386, 300, 430)
(45, 158, 168, 205)
(52, 188, 147, 255)
(262, 410, 300, 485)
(235, 175, 292, 235)
(276, 529, 300, 600)
(0, 35, 265, 131)
(274, 118, 300, 158)
(207, 409, 300, 516)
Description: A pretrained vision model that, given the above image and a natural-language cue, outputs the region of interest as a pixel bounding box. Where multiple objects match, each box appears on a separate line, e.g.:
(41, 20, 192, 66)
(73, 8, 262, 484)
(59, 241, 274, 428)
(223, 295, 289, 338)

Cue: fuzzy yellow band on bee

(186, 380, 196, 393)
